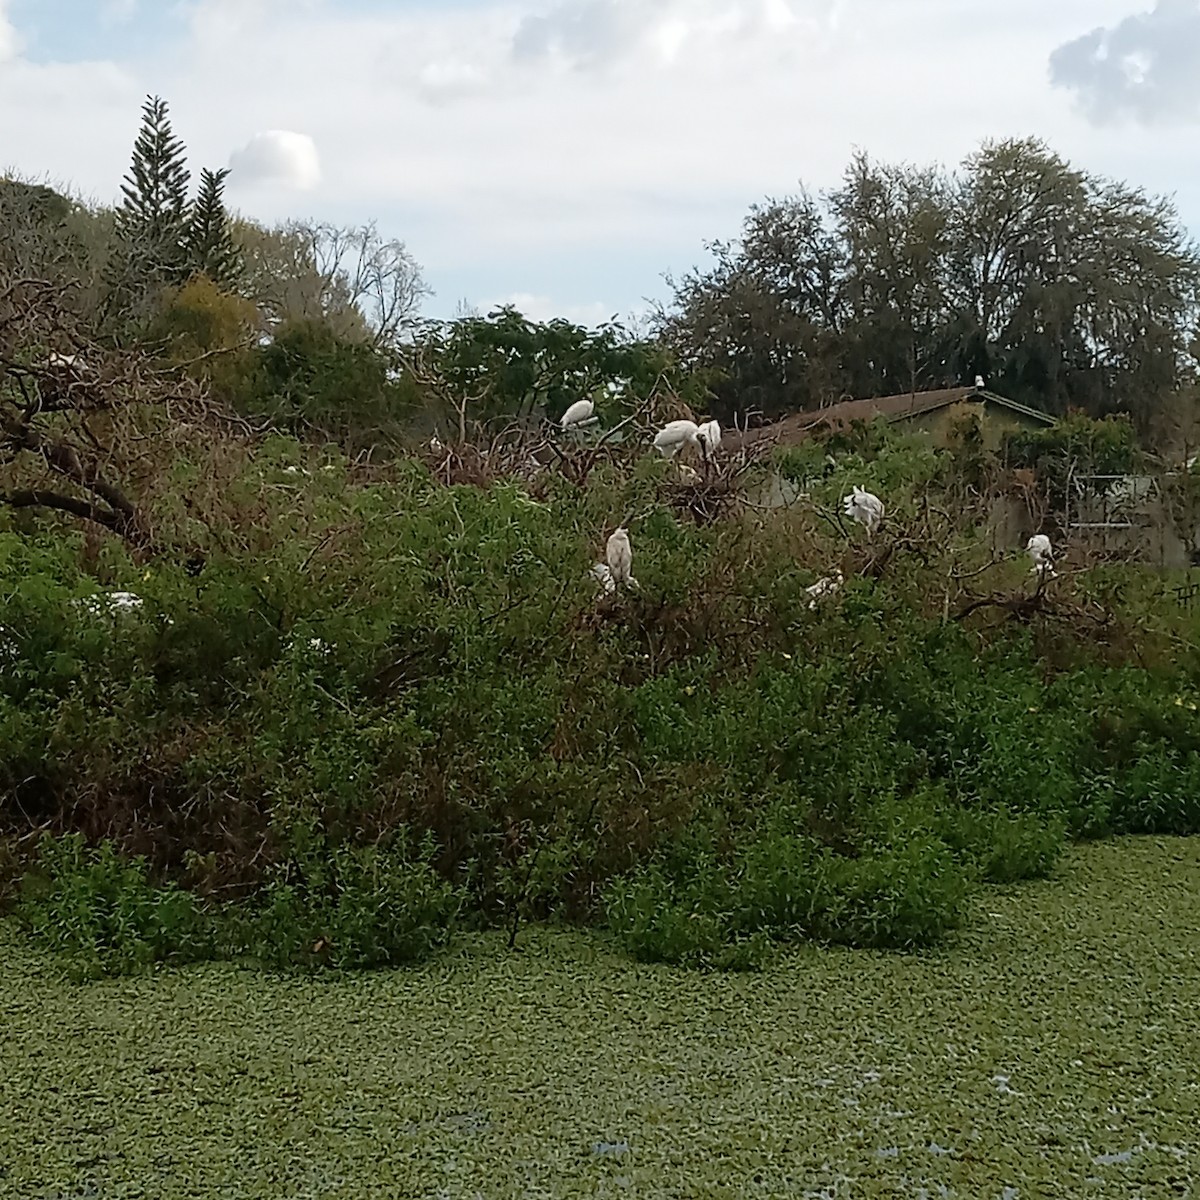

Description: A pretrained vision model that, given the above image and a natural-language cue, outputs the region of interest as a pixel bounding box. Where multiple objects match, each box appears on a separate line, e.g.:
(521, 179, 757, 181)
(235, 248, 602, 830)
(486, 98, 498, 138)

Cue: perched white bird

(429, 436, 443, 453)
(805, 570, 844, 610)
(605, 526, 637, 588)
(697, 419, 722, 458)
(842, 486, 885, 537)
(1026, 534, 1056, 577)
(652, 419, 701, 459)
(590, 562, 617, 595)
(560, 399, 597, 430)
(974, 375, 986, 390)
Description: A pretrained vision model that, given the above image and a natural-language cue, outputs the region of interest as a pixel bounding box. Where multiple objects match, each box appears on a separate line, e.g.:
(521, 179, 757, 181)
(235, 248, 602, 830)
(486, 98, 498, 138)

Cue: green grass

(2, 838, 1198, 1199)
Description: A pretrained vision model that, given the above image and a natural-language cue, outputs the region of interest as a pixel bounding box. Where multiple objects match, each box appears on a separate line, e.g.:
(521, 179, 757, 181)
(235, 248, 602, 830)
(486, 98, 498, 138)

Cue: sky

(1, 0, 1199, 326)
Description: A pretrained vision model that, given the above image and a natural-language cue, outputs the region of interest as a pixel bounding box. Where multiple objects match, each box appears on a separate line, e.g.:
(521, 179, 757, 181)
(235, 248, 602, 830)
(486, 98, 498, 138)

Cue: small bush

(17, 834, 213, 979)
(938, 805, 1067, 885)
(240, 833, 465, 972)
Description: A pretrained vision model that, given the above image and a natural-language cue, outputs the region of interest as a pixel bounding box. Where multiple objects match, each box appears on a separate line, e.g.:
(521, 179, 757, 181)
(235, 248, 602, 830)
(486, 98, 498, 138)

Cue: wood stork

(1026, 534, 1056, 577)
(653, 420, 701, 459)
(697, 419, 722, 459)
(805, 570, 844, 610)
(842, 486, 885, 537)
(561, 399, 597, 430)
(605, 527, 637, 588)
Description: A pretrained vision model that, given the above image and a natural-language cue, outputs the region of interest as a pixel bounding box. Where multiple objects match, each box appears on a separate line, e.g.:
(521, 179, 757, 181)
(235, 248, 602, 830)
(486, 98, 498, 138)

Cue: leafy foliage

(415, 305, 707, 431)
(17, 834, 212, 980)
(657, 138, 1200, 427)
(2, 431, 1198, 975)
(232, 318, 421, 448)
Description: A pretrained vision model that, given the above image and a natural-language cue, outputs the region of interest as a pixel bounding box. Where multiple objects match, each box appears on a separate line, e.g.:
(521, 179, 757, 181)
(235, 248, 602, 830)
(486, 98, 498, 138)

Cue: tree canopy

(655, 138, 1200, 430)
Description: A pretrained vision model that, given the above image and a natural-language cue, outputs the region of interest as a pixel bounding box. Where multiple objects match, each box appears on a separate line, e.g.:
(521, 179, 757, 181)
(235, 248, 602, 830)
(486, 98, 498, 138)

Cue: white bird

(974, 374, 986, 390)
(590, 562, 617, 595)
(805, 570, 844, 610)
(697, 419, 722, 458)
(676, 463, 699, 483)
(429, 436, 443, 453)
(605, 526, 637, 588)
(842, 486, 885, 537)
(1026, 534, 1056, 577)
(560, 399, 597, 430)
(652, 419, 701, 459)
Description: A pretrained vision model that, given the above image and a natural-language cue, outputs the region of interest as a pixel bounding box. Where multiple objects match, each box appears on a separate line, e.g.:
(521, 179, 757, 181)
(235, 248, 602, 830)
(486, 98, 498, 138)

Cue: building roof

(730, 386, 1055, 450)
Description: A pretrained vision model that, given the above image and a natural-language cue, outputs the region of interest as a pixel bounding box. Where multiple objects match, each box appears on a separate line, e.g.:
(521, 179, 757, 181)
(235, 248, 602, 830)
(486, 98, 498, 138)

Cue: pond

(2, 837, 1197, 1198)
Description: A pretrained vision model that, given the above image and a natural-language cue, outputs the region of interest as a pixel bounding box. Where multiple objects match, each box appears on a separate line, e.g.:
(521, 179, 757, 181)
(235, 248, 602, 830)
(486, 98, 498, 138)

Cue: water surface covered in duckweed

(2, 838, 1198, 1198)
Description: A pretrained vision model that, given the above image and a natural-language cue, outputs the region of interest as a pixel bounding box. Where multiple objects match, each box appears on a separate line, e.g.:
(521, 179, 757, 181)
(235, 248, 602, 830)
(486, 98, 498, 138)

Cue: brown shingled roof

(728, 387, 1051, 450)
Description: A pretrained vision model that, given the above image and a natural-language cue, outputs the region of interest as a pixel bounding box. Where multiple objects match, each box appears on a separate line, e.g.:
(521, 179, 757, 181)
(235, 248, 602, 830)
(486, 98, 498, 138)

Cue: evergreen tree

(114, 94, 191, 289)
(184, 167, 240, 288)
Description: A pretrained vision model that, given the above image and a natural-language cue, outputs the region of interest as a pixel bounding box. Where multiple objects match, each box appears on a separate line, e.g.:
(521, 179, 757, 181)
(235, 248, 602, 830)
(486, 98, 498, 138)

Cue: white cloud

(1050, 0, 1200, 125)
(0, 0, 1196, 324)
(0, 0, 20, 62)
(228, 130, 321, 191)
(510, 0, 828, 71)
(101, 0, 140, 25)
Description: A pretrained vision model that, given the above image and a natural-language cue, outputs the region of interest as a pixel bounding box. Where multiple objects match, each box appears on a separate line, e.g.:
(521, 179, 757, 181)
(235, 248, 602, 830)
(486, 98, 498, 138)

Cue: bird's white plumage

(561, 399, 597, 429)
(1026, 534, 1056, 576)
(652, 420, 700, 458)
(842, 486, 885, 536)
(697, 419, 722, 457)
(605, 526, 636, 588)
(590, 562, 617, 595)
(805, 570, 844, 610)
(974, 375, 986, 390)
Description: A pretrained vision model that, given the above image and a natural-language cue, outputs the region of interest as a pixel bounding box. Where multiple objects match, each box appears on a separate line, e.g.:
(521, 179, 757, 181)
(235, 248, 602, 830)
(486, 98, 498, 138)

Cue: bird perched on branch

(652, 419, 701, 459)
(1025, 534, 1056, 577)
(805, 570, 844, 610)
(605, 526, 637, 589)
(842, 486, 885, 537)
(560, 399, 597, 430)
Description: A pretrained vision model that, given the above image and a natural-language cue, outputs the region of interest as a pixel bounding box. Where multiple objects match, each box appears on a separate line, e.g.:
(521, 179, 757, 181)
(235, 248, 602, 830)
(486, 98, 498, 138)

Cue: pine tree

(114, 94, 191, 287)
(184, 167, 241, 289)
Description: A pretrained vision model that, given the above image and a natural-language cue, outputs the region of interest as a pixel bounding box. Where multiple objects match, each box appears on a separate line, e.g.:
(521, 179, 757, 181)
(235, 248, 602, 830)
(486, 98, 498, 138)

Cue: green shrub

(240, 833, 465, 971)
(17, 834, 213, 980)
(4, 435, 1200, 973)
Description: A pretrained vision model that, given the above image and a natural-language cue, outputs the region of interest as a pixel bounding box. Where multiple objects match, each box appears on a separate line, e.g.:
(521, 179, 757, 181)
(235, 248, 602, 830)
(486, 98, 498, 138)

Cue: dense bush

(1, 432, 1197, 974)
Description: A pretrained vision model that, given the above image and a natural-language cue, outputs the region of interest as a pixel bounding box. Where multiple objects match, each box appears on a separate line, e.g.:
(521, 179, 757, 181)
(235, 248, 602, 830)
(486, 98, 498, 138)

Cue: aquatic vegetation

(1, 839, 1197, 1198)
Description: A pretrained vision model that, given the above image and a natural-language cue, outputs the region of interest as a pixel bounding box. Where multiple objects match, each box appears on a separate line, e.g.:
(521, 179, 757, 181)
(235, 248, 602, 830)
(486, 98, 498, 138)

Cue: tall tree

(184, 167, 240, 289)
(107, 95, 192, 324)
(233, 218, 426, 349)
(657, 138, 1200, 429)
(829, 152, 956, 398)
